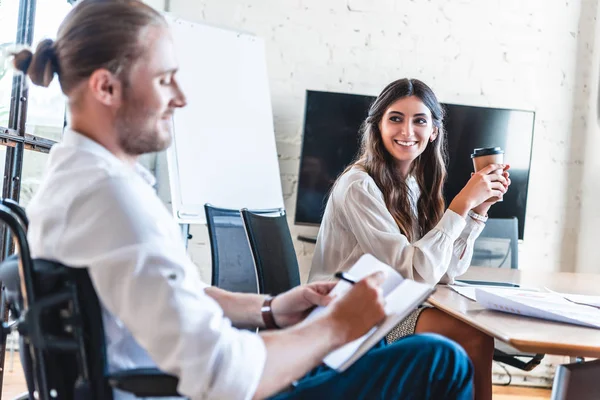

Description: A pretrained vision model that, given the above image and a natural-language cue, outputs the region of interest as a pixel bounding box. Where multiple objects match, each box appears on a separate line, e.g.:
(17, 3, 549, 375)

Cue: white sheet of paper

(545, 288, 600, 309)
(304, 255, 403, 368)
(449, 284, 538, 302)
(324, 279, 433, 371)
(304, 254, 403, 324)
(449, 285, 478, 301)
(475, 288, 600, 329)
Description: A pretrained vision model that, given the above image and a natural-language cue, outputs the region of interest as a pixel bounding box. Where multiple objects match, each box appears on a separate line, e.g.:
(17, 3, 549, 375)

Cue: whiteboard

(165, 16, 284, 224)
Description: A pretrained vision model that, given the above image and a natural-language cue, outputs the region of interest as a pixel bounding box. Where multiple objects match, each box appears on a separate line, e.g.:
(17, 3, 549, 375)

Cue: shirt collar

(61, 128, 157, 186)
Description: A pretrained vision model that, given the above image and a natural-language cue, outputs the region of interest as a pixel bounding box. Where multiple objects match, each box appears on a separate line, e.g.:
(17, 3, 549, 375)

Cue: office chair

(0, 201, 183, 400)
(471, 217, 519, 269)
(241, 209, 301, 296)
(204, 204, 281, 294)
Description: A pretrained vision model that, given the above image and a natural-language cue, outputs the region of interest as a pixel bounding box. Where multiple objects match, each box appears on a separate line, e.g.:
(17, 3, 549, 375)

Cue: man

(15, 1, 473, 399)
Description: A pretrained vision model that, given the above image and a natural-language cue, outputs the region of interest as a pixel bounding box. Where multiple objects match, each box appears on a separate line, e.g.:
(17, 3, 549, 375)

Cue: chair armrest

(493, 348, 545, 371)
(107, 368, 181, 397)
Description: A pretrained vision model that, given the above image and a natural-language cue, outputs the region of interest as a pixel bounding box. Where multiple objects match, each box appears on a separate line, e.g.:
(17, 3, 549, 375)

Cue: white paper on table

(449, 284, 539, 302)
(475, 288, 600, 329)
(449, 285, 478, 301)
(545, 288, 600, 309)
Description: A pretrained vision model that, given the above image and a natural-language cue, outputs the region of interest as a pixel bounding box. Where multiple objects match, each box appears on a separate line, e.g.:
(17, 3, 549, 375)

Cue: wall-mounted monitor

(295, 90, 535, 240)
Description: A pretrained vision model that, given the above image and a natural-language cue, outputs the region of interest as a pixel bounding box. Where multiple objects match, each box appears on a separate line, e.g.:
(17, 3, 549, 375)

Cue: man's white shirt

(27, 129, 266, 400)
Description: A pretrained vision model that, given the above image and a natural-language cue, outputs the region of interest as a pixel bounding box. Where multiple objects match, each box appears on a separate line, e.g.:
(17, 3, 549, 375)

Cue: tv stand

(297, 235, 317, 244)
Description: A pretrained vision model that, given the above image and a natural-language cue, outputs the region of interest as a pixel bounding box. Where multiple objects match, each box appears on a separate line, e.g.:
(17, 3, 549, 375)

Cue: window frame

(0, 0, 72, 391)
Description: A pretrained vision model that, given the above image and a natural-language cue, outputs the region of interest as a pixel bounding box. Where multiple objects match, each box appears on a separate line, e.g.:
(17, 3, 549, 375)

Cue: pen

(334, 271, 358, 285)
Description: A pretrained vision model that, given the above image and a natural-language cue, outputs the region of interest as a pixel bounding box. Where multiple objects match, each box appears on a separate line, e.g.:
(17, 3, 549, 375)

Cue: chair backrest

(241, 209, 301, 295)
(29, 261, 113, 400)
(204, 204, 280, 294)
(204, 205, 258, 293)
(471, 217, 519, 269)
(0, 203, 113, 400)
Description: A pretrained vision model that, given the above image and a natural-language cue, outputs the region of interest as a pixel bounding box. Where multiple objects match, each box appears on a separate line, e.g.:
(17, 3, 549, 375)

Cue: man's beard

(114, 99, 172, 156)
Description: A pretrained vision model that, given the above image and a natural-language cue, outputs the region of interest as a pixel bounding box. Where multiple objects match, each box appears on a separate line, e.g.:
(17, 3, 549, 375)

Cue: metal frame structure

(0, 0, 72, 393)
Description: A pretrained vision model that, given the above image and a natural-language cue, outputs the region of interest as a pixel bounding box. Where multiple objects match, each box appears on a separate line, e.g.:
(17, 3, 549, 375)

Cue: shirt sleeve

(55, 176, 266, 400)
(340, 178, 470, 284)
(440, 216, 485, 284)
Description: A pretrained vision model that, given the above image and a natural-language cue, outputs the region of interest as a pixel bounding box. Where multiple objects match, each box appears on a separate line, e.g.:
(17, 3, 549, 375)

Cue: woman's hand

(472, 166, 511, 216)
(448, 164, 510, 217)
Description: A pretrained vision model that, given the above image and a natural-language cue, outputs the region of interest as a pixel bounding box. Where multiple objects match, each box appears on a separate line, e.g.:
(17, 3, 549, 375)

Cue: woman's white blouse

(309, 167, 485, 285)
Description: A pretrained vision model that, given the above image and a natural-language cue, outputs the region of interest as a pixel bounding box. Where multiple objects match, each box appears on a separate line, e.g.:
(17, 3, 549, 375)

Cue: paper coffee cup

(471, 147, 504, 202)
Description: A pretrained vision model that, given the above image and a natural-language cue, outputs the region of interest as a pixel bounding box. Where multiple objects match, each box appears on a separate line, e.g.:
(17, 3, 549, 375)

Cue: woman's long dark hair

(343, 78, 447, 242)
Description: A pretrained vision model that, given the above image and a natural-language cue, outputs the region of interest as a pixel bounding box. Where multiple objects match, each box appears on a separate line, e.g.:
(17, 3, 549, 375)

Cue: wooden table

(428, 267, 600, 399)
(429, 267, 600, 358)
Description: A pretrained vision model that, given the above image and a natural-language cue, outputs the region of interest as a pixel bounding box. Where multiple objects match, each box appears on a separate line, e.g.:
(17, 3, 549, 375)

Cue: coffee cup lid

(471, 147, 504, 158)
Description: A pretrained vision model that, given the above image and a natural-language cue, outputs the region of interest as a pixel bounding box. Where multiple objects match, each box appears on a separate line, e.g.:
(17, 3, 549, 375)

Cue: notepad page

(324, 279, 435, 372)
(305, 254, 404, 324)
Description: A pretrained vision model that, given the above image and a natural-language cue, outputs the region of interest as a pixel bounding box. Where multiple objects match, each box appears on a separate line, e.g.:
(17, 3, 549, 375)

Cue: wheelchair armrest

(107, 368, 181, 397)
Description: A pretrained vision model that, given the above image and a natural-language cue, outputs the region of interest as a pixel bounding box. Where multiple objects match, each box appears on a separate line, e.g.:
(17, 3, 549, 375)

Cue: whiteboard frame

(165, 16, 284, 225)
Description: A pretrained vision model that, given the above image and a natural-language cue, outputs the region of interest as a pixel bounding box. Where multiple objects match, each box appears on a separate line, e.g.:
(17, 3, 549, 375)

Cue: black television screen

(295, 90, 535, 240)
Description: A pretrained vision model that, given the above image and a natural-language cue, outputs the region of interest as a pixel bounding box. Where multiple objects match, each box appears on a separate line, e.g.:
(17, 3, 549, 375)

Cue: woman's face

(378, 96, 437, 175)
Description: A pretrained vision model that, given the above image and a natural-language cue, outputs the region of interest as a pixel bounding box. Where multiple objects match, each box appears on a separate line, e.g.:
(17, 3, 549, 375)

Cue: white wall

(155, 0, 600, 386)
(165, 0, 598, 279)
(574, 1, 600, 273)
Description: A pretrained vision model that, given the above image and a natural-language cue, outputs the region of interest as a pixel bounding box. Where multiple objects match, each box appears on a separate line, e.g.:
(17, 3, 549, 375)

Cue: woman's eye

(415, 118, 427, 125)
(390, 116, 402, 122)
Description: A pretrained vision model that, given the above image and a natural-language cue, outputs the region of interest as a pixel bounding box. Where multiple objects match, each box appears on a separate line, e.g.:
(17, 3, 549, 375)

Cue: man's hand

(253, 272, 387, 399)
(271, 281, 336, 328)
(326, 271, 387, 345)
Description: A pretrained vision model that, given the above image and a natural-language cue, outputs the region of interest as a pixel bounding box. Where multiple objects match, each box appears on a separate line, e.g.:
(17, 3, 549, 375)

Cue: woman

(308, 78, 510, 400)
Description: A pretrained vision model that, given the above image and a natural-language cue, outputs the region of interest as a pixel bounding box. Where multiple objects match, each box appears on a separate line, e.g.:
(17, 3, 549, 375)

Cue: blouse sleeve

(439, 216, 485, 284)
(340, 178, 474, 284)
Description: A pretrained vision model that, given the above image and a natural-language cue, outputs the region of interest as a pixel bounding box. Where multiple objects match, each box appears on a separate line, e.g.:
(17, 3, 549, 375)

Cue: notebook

(305, 254, 435, 372)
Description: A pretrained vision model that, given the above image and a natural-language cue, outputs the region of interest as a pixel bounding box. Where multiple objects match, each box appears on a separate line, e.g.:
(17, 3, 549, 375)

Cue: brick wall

(150, 0, 600, 386)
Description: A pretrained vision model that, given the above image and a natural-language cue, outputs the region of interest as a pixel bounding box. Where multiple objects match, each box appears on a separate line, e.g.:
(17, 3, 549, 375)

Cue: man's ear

(88, 69, 123, 107)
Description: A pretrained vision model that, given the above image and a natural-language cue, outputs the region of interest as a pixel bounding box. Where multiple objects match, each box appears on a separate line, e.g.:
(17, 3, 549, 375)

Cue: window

(20, 148, 48, 207)
(0, 147, 7, 194)
(0, 0, 20, 128)
(0, 0, 72, 258)
(25, 0, 72, 141)
(0, 0, 75, 392)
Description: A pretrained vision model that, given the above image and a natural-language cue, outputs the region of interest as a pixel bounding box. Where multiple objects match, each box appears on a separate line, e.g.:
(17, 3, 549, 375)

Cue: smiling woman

(380, 102, 437, 174)
(354, 79, 448, 241)
(308, 78, 512, 400)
